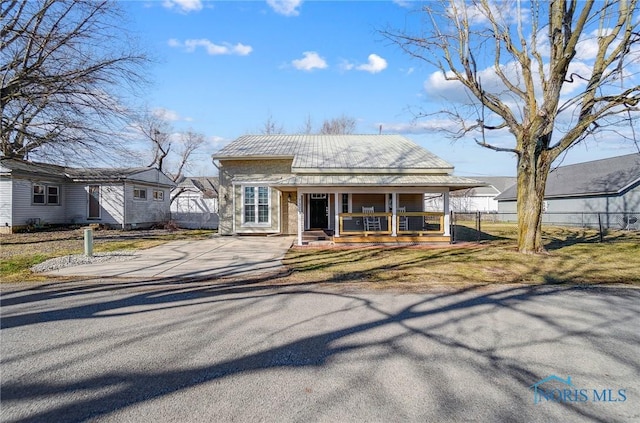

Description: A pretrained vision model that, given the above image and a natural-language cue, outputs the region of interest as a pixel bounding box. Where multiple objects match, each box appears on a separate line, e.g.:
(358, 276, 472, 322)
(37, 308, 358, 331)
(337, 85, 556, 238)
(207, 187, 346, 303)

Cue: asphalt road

(1, 280, 638, 423)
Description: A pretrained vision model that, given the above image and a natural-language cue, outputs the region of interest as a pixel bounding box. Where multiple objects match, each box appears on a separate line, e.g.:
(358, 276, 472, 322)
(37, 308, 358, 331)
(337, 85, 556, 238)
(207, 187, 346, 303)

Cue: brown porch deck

(333, 234, 450, 244)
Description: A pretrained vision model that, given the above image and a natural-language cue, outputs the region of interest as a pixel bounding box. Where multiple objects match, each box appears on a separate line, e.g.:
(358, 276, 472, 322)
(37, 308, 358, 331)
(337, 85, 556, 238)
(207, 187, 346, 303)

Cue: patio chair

(362, 206, 381, 231)
(397, 207, 409, 231)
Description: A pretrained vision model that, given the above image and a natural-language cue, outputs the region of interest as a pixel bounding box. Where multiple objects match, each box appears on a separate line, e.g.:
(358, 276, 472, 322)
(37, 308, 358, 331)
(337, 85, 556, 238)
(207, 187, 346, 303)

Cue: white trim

(241, 185, 271, 227)
(443, 190, 450, 236)
(334, 192, 340, 237)
(290, 186, 449, 194)
(133, 187, 147, 200)
(297, 192, 303, 246)
(391, 192, 397, 236)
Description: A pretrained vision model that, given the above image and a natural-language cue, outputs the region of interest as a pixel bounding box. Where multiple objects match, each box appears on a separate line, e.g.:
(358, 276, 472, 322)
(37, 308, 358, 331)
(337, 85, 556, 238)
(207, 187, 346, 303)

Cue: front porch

(291, 190, 452, 246)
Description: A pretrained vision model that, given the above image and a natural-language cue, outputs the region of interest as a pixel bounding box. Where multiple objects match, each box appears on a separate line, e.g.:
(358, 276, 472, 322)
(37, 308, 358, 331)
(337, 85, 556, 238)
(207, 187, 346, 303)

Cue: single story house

(0, 158, 175, 233)
(496, 153, 640, 229)
(170, 176, 219, 229)
(425, 176, 516, 212)
(212, 134, 484, 245)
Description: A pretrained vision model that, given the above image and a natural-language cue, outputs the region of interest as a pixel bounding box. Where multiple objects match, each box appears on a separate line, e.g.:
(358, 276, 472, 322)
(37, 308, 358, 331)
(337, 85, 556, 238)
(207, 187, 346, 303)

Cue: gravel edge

(30, 251, 139, 273)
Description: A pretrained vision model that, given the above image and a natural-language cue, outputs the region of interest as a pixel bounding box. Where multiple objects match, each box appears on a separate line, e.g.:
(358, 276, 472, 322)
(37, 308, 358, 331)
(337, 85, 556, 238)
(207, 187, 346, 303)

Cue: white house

(170, 176, 219, 229)
(425, 176, 516, 212)
(0, 158, 175, 233)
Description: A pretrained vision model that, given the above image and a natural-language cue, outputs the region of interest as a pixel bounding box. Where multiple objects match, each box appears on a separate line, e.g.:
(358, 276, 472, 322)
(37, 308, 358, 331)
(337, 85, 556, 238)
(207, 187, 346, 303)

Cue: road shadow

(1, 277, 638, 422)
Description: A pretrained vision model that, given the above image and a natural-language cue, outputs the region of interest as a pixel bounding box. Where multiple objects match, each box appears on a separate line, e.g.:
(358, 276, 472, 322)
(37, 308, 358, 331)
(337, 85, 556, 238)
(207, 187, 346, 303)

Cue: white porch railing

(338, 212, 445, 236)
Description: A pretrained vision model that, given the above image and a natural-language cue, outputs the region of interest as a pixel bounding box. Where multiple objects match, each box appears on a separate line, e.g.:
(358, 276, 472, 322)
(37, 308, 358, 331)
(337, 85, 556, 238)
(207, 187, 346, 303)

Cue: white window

(243, 186, 270, 224)
(153, 190, 164, 201)
(341, 193, 352, 214)
(134, 187, 147, 200)
(47, 186, 59, 205)
(33, 183, 60, 205)
(33, 184, 45, 204)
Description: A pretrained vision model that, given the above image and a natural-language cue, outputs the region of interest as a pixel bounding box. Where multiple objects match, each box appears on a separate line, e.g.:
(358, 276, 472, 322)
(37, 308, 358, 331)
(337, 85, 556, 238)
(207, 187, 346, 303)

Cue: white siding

(65, 184, 89, 224)
(170, 193, 219, 229)
(0, 177, 13, 229)
(124, 183, 170, 227)
(9, 177, 67, 226)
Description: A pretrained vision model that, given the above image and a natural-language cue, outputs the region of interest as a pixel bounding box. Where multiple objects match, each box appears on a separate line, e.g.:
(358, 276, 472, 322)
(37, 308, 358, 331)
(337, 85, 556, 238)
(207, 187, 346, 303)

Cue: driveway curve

(46, 236, 295, 280)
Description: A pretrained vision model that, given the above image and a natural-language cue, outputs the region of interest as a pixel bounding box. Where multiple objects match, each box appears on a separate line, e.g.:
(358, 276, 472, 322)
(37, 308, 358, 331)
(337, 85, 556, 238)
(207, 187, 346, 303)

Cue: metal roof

(271, 174, 483, 191)
(496, 153, 640, 200)
(1, 158, 175, 186)
(213, 134, 454, 174)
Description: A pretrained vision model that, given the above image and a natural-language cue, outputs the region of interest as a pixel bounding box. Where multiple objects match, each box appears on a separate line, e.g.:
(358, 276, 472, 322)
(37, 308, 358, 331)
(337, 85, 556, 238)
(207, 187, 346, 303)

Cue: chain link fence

(451, 211, 640, 243)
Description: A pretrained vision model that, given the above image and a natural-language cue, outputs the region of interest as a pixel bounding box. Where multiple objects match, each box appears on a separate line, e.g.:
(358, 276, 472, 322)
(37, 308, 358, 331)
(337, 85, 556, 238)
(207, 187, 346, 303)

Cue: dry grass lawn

(282, 224, 640, 290)
(1, 224, 638, 289)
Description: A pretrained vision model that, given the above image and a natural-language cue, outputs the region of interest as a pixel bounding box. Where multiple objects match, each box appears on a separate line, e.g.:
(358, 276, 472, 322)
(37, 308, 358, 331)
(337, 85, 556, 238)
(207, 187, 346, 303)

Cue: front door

(88, 185, 100, 219)
(309, 194, 328, 228)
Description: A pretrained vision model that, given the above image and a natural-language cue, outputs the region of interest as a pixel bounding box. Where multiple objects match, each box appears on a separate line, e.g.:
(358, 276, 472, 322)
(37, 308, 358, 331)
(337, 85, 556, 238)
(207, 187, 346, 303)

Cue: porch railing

(338, 212, 445, 236)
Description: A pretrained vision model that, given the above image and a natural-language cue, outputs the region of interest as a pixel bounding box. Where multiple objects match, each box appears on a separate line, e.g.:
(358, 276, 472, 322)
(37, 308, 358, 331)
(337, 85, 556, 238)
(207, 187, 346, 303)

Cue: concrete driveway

(47, 236, 295, 280)
(1, 282, 638, 422)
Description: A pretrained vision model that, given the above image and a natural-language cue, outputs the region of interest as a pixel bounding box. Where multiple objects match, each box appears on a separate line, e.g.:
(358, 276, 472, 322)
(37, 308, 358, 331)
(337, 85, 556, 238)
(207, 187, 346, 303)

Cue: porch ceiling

(272, 174, 485, 191)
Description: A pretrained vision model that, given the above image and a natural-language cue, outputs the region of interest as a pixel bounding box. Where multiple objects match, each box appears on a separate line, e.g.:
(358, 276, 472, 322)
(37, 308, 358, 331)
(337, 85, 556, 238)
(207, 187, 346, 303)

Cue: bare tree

(260, 113, 285, 135)
(1, 0, 148, 165)
(319, 114, 357, 134)
(169, 129, 205, 204)
(135, 111, 205, 203)
(383, 0, 640, 253)
(136, 111, 173, 170)
(300, 113, 314, 134)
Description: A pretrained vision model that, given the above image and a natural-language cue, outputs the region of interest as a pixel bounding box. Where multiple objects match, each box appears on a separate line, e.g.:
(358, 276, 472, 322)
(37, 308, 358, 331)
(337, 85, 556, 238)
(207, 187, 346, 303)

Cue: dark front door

(309, 195, 328, 228)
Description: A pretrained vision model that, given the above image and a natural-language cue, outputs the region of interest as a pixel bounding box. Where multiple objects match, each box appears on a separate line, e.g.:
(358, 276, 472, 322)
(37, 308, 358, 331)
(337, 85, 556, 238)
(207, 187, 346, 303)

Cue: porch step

(302, 230, 335, 245)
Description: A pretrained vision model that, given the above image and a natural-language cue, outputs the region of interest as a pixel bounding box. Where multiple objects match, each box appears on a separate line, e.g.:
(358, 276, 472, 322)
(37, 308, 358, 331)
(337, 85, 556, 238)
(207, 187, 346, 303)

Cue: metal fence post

(84, 228, 93, 257)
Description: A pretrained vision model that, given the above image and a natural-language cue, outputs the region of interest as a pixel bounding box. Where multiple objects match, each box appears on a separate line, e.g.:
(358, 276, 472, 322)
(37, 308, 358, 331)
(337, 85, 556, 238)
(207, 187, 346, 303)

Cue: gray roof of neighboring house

(496, 153, 640, 201)
(1, 158, 174, 186)
(469, 176, 516, 196)
(212, 134, 455, 174)
(0, 158, 66, 179)
(175, 176, 219, 198)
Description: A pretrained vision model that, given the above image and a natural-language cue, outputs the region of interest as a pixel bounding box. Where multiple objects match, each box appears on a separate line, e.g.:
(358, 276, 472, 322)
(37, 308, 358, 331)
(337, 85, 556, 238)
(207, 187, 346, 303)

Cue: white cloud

(168, 39, 253, 56)
(152, 108, 182, 122)
(356, 54, 388, 74)
(392, 0, 413, 8)
(162, 0, 202, 13)
(292, 51, 328, 71)
(267, 0, 302, 16)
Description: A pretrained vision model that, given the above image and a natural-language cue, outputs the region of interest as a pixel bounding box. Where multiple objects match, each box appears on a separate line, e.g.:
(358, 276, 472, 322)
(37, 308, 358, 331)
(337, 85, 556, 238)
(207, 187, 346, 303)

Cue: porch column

(334, 192, 340, 238)
(443, 190, 451, 236)
(297, 192, 304, 246)
(391, 192, 397, 236)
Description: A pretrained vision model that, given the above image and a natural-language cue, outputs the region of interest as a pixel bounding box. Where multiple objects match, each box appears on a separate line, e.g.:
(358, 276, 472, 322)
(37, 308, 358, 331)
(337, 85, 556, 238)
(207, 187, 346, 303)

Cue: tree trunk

(516, 147, 552, 253)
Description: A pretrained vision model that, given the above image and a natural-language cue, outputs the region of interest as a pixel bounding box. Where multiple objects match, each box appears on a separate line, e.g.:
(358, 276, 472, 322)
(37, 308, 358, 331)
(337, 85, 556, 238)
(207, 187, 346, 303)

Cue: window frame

(47, 185, 60, 205)
(341, 193, 352, 220)
(153, 189, 164, 201)
(32, 183, 60, 205)
(133, 187, 147, 200)
(242, 185, 270, 226)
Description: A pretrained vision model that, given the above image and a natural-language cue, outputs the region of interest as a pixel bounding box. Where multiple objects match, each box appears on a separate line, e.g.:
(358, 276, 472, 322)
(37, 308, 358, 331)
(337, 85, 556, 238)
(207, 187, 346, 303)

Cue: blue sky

(122, 0, 639, 177)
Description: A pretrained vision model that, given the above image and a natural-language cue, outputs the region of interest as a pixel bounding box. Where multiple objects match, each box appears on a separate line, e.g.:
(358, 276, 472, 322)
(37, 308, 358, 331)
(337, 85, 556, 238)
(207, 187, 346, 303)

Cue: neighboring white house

(496, 153, 640, 229)
(425, 177, 516, 212)
(0, 158, 175, 233)
(170, 176, 219, 229)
